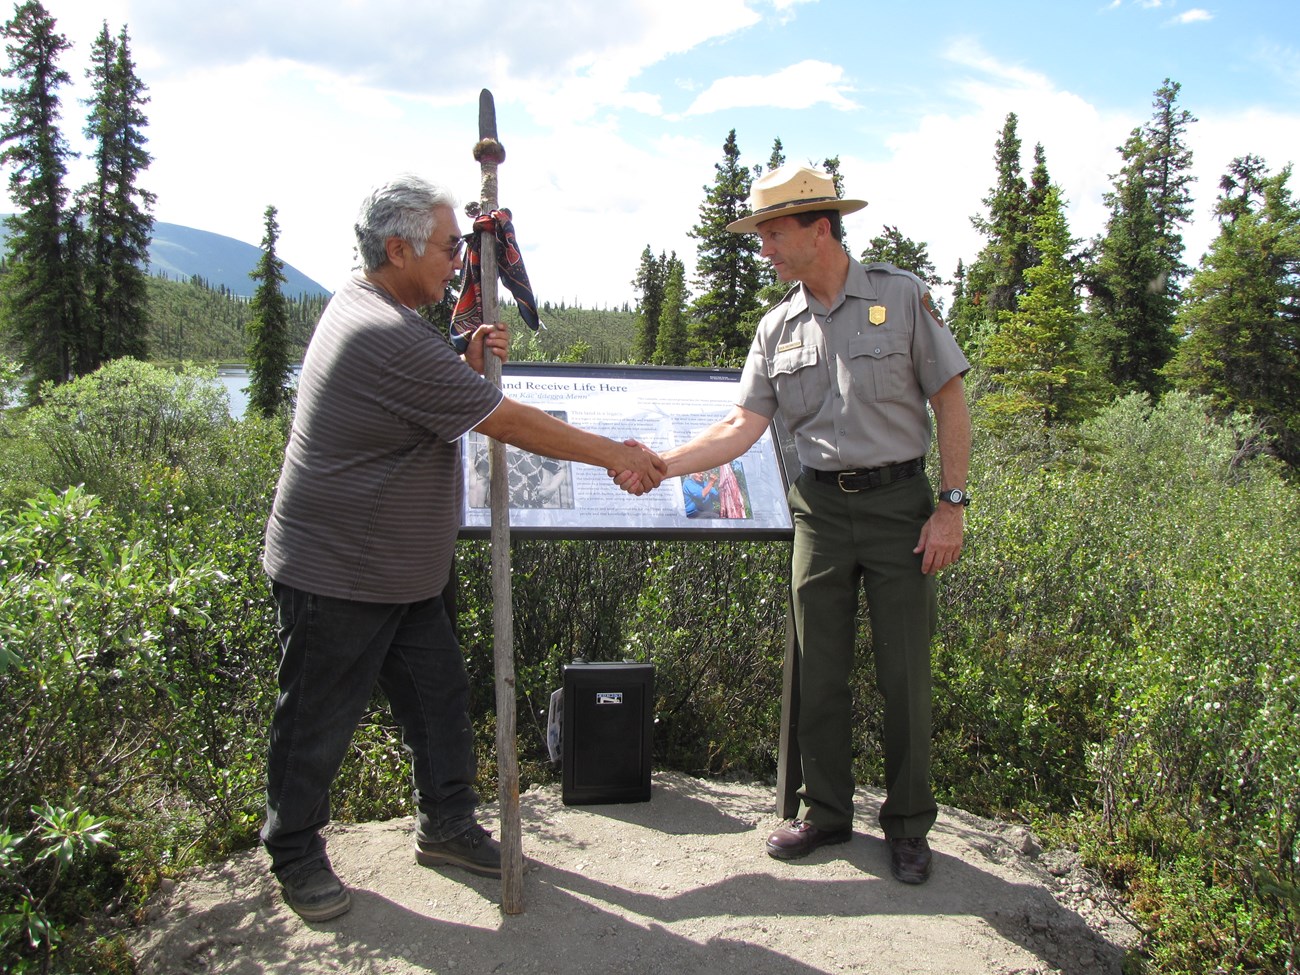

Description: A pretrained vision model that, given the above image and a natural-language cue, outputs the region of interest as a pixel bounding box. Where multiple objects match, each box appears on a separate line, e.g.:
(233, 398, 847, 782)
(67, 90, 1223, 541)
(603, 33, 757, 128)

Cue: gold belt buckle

(837, 471, 862, 493)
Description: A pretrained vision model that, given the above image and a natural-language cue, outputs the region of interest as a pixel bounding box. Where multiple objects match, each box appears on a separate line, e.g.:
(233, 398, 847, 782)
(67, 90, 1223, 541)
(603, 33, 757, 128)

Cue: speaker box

(561, 660, 653, 805)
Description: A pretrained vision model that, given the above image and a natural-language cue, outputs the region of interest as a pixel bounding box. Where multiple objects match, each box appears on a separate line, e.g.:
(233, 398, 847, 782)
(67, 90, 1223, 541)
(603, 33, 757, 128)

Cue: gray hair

(354, 174, 457, 272)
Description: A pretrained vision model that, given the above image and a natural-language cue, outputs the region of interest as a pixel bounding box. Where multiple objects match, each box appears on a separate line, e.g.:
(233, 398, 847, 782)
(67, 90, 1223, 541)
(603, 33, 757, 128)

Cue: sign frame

(458, 361, 797, 541)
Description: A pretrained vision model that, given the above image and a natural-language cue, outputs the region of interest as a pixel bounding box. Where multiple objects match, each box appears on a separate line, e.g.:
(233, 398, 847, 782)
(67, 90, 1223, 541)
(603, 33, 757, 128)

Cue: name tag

(776, 340, 802, 353)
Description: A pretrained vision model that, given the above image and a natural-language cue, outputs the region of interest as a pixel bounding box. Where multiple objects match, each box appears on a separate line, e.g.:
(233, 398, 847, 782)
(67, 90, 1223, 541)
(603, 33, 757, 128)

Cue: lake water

(216, 364, 301, 417)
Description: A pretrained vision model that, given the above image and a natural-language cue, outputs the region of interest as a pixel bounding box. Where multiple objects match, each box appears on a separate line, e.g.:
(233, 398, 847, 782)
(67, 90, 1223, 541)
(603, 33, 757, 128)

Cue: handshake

(606, 439, 669, 497)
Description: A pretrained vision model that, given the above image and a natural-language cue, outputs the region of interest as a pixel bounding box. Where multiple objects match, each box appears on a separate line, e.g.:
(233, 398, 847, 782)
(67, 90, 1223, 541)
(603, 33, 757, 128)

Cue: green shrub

(934, 391, 1298, 973)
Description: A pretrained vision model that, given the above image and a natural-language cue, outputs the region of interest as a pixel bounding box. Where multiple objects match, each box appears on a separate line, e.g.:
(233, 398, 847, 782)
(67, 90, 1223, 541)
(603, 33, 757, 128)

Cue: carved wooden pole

(473, 88, 524, 914)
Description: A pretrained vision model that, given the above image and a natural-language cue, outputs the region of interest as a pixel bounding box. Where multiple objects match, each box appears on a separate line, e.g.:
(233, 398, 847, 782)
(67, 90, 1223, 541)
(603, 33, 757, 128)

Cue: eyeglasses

(443, 237, 467, 261)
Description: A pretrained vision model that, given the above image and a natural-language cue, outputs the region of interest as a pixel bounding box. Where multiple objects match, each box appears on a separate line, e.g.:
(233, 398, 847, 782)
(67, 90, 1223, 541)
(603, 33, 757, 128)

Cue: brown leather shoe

(765, 818, 853, 860)
(888, 836, 932, 884)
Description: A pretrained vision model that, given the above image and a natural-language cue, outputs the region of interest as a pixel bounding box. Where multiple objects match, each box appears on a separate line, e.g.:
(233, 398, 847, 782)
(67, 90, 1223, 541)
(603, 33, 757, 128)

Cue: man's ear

(384, 236, 407, 268)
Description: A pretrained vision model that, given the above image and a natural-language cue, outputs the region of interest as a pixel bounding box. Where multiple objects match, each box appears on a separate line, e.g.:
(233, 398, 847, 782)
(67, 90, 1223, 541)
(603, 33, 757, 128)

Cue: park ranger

(650, 163, 971, 884)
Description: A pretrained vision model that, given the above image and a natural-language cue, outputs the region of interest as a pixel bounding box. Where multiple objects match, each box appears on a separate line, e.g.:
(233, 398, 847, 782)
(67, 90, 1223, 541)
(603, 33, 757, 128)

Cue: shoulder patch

(921, 292, 946, 329)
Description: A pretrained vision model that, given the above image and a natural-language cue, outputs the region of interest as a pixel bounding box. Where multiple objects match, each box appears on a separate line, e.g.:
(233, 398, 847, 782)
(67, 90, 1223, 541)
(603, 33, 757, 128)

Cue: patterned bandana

(449, 208, 543, 353)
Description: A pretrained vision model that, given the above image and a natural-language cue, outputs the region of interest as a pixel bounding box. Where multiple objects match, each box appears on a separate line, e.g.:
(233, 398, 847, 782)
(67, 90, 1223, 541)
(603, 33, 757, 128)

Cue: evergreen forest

(0, 2, 1297, 973)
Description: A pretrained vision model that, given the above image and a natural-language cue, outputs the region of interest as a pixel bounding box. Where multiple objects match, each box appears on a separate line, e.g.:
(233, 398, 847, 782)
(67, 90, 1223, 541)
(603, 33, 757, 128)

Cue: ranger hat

(726, 163, 867, 233)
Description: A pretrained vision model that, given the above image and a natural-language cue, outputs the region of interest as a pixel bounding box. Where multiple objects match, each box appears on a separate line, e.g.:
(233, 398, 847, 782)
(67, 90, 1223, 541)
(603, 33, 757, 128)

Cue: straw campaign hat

(726, 164, 867, 233)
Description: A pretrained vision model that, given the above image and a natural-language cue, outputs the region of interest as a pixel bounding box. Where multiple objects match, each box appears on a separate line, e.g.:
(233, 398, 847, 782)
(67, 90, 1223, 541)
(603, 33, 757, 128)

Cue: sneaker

(414, 822, 502, 877)
(279, 862, 351, 921)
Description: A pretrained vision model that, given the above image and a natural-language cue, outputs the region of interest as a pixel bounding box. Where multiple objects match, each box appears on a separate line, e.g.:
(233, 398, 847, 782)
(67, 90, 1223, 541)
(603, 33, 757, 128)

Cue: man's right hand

(609, 439, 666, 496)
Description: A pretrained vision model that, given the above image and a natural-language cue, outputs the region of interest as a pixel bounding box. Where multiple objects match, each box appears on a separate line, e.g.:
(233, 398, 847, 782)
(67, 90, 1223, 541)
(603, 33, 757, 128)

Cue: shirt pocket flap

(848, 330, 908, 360)
(769, 344, 819, 377)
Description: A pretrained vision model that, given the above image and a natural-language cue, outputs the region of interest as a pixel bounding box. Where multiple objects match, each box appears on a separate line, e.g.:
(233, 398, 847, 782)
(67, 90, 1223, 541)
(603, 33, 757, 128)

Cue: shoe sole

(285, 889, 351, 921)
(414, 844, 502, 878)
(765, 829, 853, 861)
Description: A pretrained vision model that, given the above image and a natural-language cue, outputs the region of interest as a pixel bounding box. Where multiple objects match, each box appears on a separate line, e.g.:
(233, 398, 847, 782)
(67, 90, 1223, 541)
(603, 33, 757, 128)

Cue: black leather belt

(803, 457, 925, 493)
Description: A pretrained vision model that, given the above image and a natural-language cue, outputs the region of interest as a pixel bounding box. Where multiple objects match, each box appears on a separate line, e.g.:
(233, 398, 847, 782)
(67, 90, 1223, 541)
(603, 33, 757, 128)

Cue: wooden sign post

(473, 87, 524, 915)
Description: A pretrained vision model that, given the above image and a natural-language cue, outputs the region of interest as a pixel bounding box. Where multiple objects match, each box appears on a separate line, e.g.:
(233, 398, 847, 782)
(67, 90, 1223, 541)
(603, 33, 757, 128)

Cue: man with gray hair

(261, 174, 665, 921)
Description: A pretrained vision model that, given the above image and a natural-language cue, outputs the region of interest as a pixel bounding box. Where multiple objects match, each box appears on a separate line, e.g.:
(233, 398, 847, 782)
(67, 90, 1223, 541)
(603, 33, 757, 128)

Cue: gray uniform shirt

(263, 273, 503, 602)
(736, 258, 969, 470)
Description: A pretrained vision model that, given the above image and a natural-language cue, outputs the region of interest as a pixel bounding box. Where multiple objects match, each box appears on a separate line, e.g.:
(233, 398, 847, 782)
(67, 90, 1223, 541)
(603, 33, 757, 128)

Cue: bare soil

(126, 772, 1138, 974)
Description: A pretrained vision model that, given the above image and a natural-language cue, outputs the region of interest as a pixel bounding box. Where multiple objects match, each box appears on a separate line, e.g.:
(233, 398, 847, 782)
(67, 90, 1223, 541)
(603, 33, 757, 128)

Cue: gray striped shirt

(263, 273, 503, 602)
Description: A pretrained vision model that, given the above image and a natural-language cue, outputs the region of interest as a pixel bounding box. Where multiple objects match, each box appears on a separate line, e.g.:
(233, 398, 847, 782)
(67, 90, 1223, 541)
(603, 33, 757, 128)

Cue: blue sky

(12, 0, 1300, 309)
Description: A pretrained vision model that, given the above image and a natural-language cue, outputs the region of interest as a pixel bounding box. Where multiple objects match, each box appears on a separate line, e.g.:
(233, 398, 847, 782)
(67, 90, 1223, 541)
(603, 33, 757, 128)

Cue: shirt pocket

(767, 344, 822, 418)
(848, 330, 911, 403)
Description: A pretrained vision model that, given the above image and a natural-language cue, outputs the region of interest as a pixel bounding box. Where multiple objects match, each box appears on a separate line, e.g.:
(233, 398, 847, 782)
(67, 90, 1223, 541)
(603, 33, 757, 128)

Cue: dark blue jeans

(260, 582, 479, 878)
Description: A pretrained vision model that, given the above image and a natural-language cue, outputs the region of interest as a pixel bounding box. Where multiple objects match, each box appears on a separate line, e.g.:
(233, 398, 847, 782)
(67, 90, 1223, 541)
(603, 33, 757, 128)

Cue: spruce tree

(1169, 157, 1300, 465)
(820, 155, 847, 251)
(1087, 80, 1195, 397)
(653, 254, 690, 366)
(688, 130, 764, 365)
(951, 115, 1036, 359)
(81, 21, 154, 365)
(1145, 79, 1196, 285)
(968, 112, 1033, 316)
(245, 205, 293, 418)
(0, 0, 82, 391)
(982, 184, 1094, 429)
(767, 138, 785, 172)
(631, 246, 665, 363)
(860, 226, 942, 289)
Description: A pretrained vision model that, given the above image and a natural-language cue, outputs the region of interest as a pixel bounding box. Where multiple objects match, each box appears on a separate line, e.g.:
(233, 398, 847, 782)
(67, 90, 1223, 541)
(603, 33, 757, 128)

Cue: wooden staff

(473, 87, 524, 914)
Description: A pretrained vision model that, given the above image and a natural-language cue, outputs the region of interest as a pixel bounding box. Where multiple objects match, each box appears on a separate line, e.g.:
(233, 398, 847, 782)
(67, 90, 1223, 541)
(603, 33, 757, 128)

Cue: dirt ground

(126, 772, 1139, 975)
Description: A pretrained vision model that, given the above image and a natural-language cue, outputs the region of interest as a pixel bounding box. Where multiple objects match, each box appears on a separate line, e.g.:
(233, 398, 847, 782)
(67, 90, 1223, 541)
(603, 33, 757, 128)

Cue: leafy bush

(20, 357, 232, 512)
(0, 362, 289, 971)
(933, 391, 1298, 973)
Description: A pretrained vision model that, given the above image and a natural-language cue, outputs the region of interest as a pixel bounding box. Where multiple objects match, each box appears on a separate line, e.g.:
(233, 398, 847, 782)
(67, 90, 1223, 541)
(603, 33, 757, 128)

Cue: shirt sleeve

(376, 333, 504, 443)
(908, 283, 970, 397)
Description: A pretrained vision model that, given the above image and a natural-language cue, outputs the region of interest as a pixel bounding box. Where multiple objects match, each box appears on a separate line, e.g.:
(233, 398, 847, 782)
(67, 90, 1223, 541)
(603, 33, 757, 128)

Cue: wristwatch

(938, 487, 971, 507)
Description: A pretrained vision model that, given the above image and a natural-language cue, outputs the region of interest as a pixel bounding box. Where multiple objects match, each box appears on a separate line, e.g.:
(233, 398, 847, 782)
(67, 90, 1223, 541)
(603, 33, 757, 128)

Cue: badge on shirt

(776, 340, 802, 353)
(868, 305, 887, 326)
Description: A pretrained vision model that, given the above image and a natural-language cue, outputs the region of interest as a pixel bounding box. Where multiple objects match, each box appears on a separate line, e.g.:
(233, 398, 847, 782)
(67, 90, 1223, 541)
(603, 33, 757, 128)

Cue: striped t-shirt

(263, 273, 503, 602)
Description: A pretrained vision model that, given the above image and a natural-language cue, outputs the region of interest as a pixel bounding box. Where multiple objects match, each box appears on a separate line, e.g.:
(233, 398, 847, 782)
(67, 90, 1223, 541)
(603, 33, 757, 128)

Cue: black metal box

(561, 661, 653, 805)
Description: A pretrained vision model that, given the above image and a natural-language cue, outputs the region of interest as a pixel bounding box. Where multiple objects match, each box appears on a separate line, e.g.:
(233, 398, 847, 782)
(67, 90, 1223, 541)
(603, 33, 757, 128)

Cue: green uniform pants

(788, 470, 939, 840)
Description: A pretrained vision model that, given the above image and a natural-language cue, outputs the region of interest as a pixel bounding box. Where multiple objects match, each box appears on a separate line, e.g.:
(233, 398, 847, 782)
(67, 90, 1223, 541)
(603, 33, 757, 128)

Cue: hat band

(750, 195, 840, 216)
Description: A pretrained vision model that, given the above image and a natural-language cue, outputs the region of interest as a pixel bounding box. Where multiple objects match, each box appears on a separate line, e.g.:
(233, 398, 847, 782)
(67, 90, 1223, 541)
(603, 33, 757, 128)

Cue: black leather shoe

(888, 836, 932, 884)
(765, 818, 853, 860)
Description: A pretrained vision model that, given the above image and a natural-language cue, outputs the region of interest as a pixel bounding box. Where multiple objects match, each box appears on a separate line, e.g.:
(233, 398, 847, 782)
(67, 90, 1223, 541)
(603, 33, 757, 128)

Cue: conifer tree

(860, 226, 942, 290)
(820, 155, 848, 251)
(688, 130, 763, 365)
(0, 0, 83, 391)
(631, 246, 665, 363)
(767, 138, 785, 172)
(982, 184, 1094, 429)
(1087, 80, 1195, 397)
(1169, 156, 1300, 465)
(245, 205, 293, 418)
(653, 254, 689, 366)
(1145, 79, 1196, 282)
(968, 112, 1034, 316)
(81, 21, 154, 365)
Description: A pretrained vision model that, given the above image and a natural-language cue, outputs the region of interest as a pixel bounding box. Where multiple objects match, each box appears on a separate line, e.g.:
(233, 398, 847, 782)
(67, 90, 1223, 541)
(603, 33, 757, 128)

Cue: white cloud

(838, 41, 1134, 305)
(1171, 8, 1213, 24)
(681, 60, 856, 116)
(1256, 41, 1300, 92)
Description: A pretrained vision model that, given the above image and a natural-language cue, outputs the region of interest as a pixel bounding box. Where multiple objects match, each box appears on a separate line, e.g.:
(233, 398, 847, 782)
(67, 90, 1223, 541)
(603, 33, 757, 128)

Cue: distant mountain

(0, 216, 331, 299)
(148, 222, 330, 298)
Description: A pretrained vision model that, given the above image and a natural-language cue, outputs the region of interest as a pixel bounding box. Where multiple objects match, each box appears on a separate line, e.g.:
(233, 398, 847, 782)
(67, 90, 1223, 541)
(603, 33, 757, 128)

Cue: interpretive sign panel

(459, 362, 795, 539)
